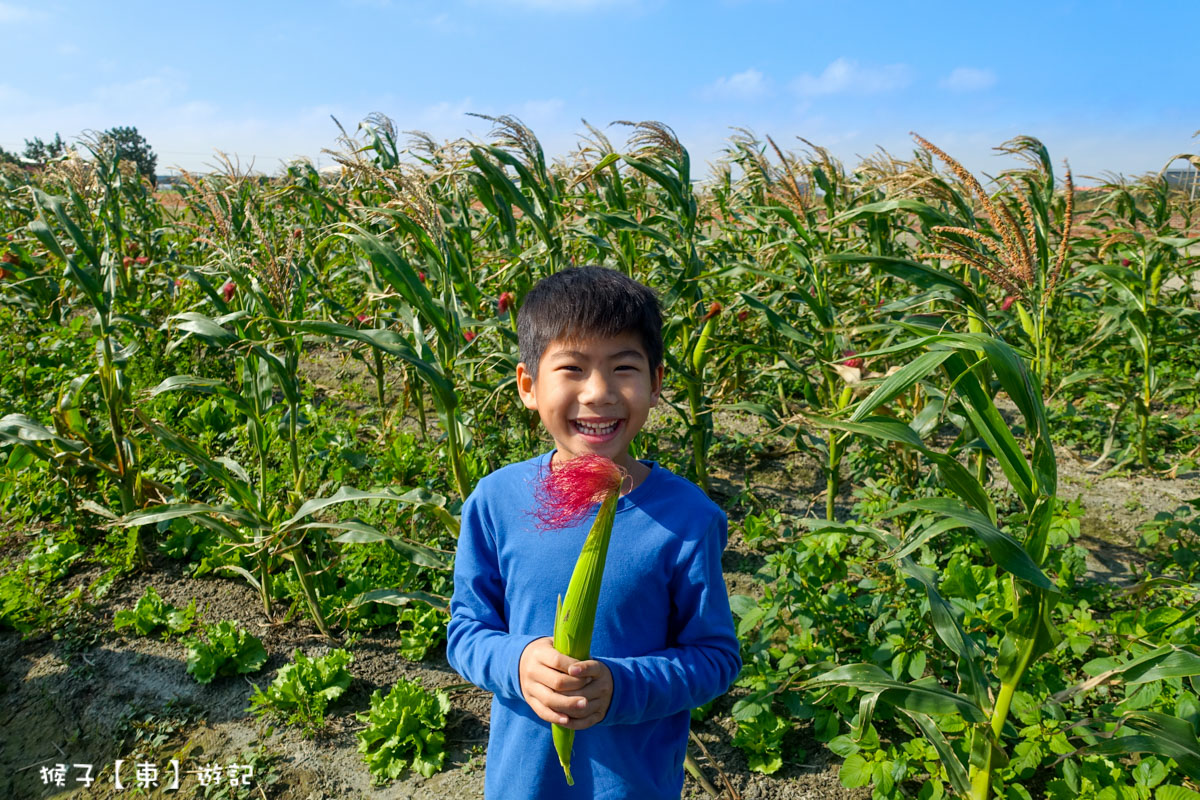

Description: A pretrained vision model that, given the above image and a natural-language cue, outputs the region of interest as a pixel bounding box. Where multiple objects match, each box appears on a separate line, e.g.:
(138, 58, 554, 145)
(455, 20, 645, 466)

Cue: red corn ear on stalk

(534, 454, 625, 786)
(498, 291, 515, 315)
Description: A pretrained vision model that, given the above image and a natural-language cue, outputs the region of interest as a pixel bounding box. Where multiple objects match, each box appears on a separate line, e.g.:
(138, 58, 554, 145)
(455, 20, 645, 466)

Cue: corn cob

(691, 301, 722, 373)
(535, 454, 624, 786)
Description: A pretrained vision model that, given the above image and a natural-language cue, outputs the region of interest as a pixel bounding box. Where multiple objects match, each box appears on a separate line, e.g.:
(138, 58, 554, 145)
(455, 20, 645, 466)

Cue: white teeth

(577, 420, 618, 435)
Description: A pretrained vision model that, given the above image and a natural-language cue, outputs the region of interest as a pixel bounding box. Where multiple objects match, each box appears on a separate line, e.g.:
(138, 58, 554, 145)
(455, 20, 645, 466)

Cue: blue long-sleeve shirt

(446, 452, 741, 799)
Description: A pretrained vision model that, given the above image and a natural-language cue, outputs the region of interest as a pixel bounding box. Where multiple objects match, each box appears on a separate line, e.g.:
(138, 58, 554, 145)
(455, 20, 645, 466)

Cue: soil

(2, 393, 1195, 799)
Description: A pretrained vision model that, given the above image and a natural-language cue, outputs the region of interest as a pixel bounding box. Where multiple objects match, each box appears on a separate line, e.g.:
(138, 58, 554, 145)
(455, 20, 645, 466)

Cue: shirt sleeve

(445, 490, 541, 704)
(597, 512, 742, 726)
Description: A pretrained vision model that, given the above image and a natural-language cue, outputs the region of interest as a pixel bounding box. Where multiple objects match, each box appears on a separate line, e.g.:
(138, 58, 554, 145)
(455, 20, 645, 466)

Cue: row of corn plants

(1, 117, 1199, 796)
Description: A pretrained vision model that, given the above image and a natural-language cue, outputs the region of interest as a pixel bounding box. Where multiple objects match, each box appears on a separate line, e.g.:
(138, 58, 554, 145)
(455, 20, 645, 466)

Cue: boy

(446, 266, 741, 799)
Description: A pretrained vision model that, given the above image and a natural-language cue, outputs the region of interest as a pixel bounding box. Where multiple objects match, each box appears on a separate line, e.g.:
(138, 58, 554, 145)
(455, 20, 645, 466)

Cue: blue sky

(2, 0, 1195, 182)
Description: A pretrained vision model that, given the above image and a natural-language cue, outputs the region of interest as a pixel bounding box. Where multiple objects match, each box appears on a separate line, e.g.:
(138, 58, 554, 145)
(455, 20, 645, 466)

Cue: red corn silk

(498, 291, 515, 314)
(533, 454, 624, 530)
(1001, 296, 1016, 311)
(842, 349, 864, 369)
(221, 280, 236, 302)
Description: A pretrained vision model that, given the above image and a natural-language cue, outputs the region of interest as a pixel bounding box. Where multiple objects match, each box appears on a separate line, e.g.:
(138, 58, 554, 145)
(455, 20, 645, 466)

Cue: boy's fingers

(560, 710, 605, 730)
(528, 696, 571, 726)
(530, 663, 589, 693)
(566, 659, 605, 679)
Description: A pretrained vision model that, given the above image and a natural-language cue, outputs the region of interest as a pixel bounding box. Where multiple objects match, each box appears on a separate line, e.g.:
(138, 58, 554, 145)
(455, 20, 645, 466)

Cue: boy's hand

(519, 637, 613, 731)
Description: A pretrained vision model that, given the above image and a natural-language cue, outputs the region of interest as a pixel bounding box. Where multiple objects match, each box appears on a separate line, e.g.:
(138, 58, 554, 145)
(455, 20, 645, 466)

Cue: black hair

(517, 266, 662, 377)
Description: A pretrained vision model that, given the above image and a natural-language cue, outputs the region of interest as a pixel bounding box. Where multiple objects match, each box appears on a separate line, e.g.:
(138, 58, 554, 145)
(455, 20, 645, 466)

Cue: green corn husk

(551, 489, 620, 786)
(691, 311, 718, 373)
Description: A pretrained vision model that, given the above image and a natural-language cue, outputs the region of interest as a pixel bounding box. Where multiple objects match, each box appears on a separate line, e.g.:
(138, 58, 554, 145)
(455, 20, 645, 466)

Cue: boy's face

(516, 331, 663, 473)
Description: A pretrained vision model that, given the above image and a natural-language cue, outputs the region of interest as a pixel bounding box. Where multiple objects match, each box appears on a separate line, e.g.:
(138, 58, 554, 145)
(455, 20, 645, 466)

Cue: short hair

(517, 266, 662, 377)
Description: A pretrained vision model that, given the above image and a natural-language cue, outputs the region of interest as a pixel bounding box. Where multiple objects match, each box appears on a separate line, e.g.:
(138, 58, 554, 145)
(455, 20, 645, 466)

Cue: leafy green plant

(113, 585, 196, 637)
(184, 621, 267, 684)
(248, 648, 353, 735)
(356, 677, 450, 782)
(1138, 499, 1200, 582)
(732, 709, 792, 774)
(0, 532, 85, 634)
(396, 605, 448, 662)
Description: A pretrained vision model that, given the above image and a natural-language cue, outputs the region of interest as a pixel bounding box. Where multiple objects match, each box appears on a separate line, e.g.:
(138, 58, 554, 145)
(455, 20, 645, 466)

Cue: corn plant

(18, 180, 154, 541)
(335, 216, 476, 502)
(579, 122, 719, 491)
(798, 324, 1200, 798)
(1080, 173, 1200, 469)
(112, 412, 449, 639)
(730, 139, 898, 518)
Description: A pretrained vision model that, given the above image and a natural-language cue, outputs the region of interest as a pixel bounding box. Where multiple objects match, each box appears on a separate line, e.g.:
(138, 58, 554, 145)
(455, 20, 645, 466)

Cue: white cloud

(0, 2, 41, 23)
(520, 98, 565, 120)
(940, 67, 996, 92)
(702, 69, 768, 101)
(418, 98, 476, 126)
(91, 74, 188, 108)
(427, 11, 475, 34)
(0, 84, 26, 104)
(792, 58, 911, 97)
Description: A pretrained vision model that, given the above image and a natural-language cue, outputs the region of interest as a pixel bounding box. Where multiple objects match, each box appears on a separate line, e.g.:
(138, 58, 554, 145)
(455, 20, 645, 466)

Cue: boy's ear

(515, 361, 538, 410)
(649, 363, 664, 406)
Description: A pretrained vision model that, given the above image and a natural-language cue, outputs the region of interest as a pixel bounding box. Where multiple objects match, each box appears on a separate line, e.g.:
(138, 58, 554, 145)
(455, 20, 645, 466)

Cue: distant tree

(22, 133, 67, 164)
(0, 146, 19, 165)
(99, 126, 158, 185)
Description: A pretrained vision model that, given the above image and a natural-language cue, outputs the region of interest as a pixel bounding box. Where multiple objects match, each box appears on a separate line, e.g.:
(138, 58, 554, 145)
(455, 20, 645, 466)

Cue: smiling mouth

(572, 418, 622, 437)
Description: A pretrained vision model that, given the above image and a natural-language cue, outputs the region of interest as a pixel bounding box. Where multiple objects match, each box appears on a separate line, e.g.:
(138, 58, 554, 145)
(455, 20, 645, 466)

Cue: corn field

(2, 115, 1200, 799)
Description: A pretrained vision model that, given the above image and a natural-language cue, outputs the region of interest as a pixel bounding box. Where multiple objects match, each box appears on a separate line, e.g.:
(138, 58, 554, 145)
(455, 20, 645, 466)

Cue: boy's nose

(579, 371, 616, 404)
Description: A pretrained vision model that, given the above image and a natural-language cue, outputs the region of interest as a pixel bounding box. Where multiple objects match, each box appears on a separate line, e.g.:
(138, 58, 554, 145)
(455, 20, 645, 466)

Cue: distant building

(1164, 167, 1199, 197)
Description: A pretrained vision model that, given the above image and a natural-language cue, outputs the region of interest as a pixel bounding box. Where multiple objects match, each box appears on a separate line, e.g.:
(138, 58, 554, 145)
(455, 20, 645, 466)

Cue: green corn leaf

(111, 502, 259, 530)
(1088, 712, 1200, 780)
(288, 320, 456, 401)
(801, 663, 986, 722)
(897, 561, 991, 712)
(0, 413, 85, 453)
(824, 252, 986, 317)
(135, 411, 260, 511)
(148, 375, 256, 419)
(849, 349, 955, 421)
(350, 589, 448, 613)
(894, 498, 1052, 589)
(899, 709, 973, 797)
(281, 486, 431, 529)
(167, 312, 240, 347)
(325, 522, 451, 570)
(806, 415, 994, 520)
